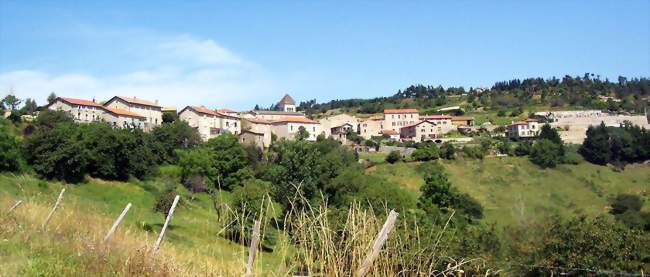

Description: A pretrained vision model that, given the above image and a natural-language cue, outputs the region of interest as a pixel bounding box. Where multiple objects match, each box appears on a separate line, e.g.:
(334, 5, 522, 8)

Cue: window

(290, 125, 293, 131)
(234, 122, 237, 127)
(226, 121, 230, 127)
(312, 127, 315, 132)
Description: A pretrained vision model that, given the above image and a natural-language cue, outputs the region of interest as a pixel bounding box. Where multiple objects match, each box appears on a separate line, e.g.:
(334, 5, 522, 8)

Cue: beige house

(359, 116, 384, 139)
(330, 123, 355, 144)
(216, 108, 239, 117)
(400, 120, 453, 142)
(507, 120, 540, 139)
(47, 97, 105, 123)
(319, 114, 359, 137)
(102, 107, 147, 129)
(419, 115, 455, 130)
(241, 118, 273, 148)
(270, 117, 322, 141)
(104, 96, 162, 131)
(239, 129, 267, 149)
(178, 106, 241, 141)
(384, 109, 419, 132)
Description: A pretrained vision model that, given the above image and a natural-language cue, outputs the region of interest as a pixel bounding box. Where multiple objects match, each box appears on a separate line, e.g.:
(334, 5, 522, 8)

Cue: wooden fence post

(42, 188, 65, 230)
(245, 220, 262, 276)
(356, 209, 399, 277)
(8, 200, 22, 212)
(103, 203, 132, 242)
(151, 195, 180, 255)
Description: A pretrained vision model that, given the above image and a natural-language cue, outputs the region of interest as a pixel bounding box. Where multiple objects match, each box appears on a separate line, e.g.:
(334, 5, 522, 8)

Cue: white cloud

(0, 34, 278, 110)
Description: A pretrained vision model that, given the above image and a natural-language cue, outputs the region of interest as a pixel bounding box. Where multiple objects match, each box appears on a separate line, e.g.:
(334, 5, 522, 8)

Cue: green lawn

(367, 157, 650, 226)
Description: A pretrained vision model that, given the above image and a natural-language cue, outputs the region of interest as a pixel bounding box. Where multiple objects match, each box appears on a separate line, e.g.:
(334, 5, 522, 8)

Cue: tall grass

(1, 187, 491, 276)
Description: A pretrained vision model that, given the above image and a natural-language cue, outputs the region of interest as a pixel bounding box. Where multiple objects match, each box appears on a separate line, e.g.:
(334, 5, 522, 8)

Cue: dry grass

(1, 187, 492, 276)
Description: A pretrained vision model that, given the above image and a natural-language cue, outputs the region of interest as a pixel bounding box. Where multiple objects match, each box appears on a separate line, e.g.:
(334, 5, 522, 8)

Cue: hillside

(364, 153, 650, 226)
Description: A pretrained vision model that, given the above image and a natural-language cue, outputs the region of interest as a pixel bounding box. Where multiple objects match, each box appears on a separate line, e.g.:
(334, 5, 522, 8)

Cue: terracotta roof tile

(380, 129, 399, 135)
(278, 94, 296, 105)
(103, 107, 146, 118)
(58, 97, 103, 107)
(112, 96, 161, 108)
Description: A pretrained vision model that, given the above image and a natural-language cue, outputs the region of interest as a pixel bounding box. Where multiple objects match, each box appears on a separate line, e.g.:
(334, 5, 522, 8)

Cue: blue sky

(1, 1, 649, 110)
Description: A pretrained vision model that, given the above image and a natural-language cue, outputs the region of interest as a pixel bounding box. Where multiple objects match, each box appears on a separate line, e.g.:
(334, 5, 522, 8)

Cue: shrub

(0, 128, 22, 172)
(439, 142, 455, 160)
(514, 142, 532, 156)
(24, 123, 88, 183)
(411, 143, 439, 161)
(462, 146, 485, 159)
(385, 151, 402, 164)
(529, 139, 564, 168)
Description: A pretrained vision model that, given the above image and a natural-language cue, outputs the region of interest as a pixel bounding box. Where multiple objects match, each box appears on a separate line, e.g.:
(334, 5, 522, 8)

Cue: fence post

(103, 203, 132, 242)
(151, 195, 180, 255)
(8, 200, 22, 212)
(42, 188, 65, 230)
(356, 209, 399, 277)
(245, 220, 262, 276)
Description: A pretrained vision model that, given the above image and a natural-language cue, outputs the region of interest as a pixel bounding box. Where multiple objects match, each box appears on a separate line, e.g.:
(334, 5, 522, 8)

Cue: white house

(47, 97, 105, 123)
(507, 120, 540, 139)
(103, 96, 163, 131)
(178, 106, 241, 141)
(270, 117, 322, 141)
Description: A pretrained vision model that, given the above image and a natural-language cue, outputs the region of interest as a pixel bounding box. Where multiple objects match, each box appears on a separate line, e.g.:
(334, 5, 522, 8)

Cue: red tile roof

(272, 116, 318, 124)
(384, 108, 418, 114)
(110, 96, 161, 108)
(380, 129, 399, 135)
(404, 120, 438, 128)
(246, 118, 273, 125)
(103, 107, 146, 118)
(361, 115, 383, 122)
(508, 121, 529, 126)
(57, 97, 103, 107)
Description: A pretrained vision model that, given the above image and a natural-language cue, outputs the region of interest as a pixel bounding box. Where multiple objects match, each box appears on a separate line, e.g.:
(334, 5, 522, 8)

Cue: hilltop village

(43, 93, 650, 150)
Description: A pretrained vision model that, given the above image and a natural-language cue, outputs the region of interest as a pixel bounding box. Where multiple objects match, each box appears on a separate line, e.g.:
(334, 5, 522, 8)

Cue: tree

(418, 162, 483, 221)
(162, 111, 178, 123)
(0, 129, 22, 172)
(151, 121, 202, 164)
(610, 194, 643, 215)
(385, 151, 402, 164)
(20, 98, 38, 115)
(205, 134, 248, 190)
(34, 110, 74, 129)
(579, 123, 611, 165)
(411, 143, 439, 161)
(47, 92, 57, 104)
(178, 147, 217, 184)
(2, 94, 21, 110)
(529, 139, 564, 168)
(295, 126, 310, 140)
(440, 142, 455, 159)
(538, 124, 563, 145)
(23, 123, 88, 183)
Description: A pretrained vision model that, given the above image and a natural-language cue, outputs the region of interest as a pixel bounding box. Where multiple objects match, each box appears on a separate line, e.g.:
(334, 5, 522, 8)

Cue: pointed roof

(278, 94, 296, 105)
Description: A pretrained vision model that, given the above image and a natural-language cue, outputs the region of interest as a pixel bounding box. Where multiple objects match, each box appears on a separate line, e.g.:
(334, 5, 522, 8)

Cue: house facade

(319, 114, 359, 136)
(451, 116, 475, 126)
(400, 120, 449, 142)
(379, 129, 400, 140)
(239, 129, 267, 149)
(330, 123, 354, 144)
(47, 97, 105, 123)
(241, 118, 273, 148)
(507, 120, 540, 139)
(270, 117, 322, 141)
(102, 107, 147, 128)
(103, 96, 163, 131)
(384, 109, 419, 132)
(178, 106, 241, 141)
(359, 116, 384, 139)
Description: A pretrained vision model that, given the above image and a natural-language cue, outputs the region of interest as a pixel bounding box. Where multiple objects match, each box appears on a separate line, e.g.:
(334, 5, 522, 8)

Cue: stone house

(239, 129, 267, 149)
(103, 96, 162, 131)
(47, 97, 105, 123)
(383, 109, 419, 132)
(178, 106, 241, 141)
(241, 118, 273, 148)
(270, 117, 322, 141)
(102, 107, 147, 129)
(359, 116, 384, 139)
(400, 120, 452, 142)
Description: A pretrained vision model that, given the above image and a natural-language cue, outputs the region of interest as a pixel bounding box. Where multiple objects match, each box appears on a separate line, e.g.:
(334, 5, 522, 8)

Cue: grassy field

(367, 156, 650, 226)
(0, 173, 282, 275)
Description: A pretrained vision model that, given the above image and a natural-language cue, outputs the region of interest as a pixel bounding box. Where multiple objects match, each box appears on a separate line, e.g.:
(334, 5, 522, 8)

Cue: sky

(1, 1, 649, 110)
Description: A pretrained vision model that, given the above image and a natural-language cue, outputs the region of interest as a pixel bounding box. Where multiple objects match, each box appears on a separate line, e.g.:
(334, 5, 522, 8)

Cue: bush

(462, 146, 485, 159)
(153, 184, 179, 219)
(529, 139, 564, 168)
(439, 142, 455, 160)
(0, 128, 22, 172)
(411, 143, 439, 161)
(497, 110, 507, 117)
(514, 142, 532, 156)
(24, 123, 88, 183)
(151, 121, 202, 164)
(385, 151, 402, 164)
